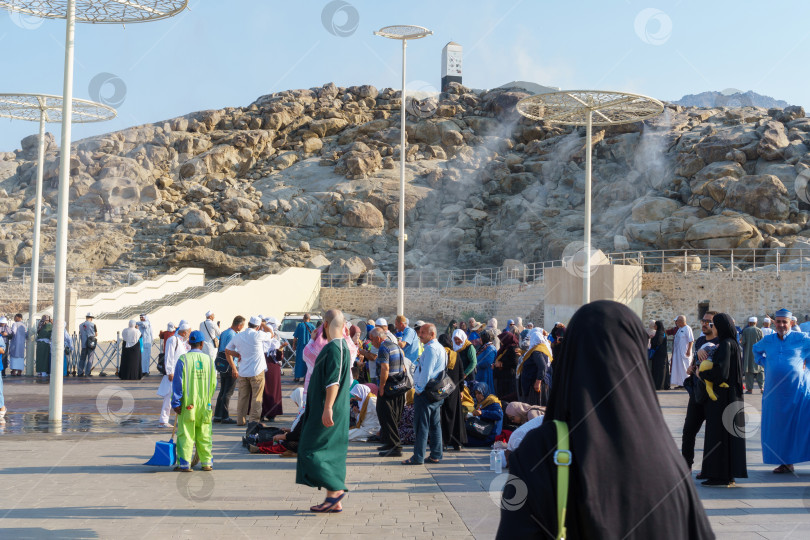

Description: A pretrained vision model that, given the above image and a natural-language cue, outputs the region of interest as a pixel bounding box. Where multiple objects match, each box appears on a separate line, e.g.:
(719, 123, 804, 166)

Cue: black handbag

(384, 369, 412, 396)
(424, 368, 456, 402)
(214, 350, 231, 374)
(156, 353, 166, 375)
(466, 416, 495, 439)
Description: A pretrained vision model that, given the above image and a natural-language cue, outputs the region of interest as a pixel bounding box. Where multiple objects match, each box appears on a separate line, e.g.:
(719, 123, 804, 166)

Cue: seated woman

(348, 383, 379, 442)
(465, 382, 504, 447)
(251, 387, 305, 457)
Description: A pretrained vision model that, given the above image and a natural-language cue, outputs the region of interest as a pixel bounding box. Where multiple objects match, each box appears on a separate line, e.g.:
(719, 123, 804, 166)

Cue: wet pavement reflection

(0, 412, 159, 435)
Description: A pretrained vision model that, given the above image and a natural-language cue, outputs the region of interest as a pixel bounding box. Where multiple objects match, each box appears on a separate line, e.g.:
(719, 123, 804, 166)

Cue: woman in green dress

(296, 309, 353, 513)
(35, 315, 53, 376)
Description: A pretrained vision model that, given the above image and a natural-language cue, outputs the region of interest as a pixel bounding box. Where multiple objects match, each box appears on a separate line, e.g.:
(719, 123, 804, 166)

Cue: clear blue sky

(0, 0, 808, 151)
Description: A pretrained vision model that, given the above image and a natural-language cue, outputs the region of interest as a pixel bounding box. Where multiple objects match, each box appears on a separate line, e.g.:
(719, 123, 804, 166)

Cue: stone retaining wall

(321, 270, 810, 329)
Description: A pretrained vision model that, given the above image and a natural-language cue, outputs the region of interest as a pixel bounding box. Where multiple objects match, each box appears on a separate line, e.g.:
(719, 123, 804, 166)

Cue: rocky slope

(0, 82, 809, 286)
(675, 90, 791, 109)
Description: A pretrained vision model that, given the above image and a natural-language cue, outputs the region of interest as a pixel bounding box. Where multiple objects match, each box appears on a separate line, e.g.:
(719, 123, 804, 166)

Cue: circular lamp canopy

(374, 25, 432, 40)
(0, 0, 188, 24)
(0, 93, 117, 123)
(516, 90, 664, 126)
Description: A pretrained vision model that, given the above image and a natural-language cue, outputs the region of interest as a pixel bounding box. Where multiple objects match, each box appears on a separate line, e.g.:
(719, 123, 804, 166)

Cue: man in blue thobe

(752, 308, 810, 473)
(292, 314, 316, 382)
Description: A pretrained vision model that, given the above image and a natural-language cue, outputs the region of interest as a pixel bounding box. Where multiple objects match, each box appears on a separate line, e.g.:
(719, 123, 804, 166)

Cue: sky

(0, 0, 808, 151)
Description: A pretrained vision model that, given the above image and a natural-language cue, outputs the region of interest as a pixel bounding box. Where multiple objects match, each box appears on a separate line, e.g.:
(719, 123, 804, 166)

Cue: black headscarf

(445, 320, 458, 336)
(496, 301, 713, 539)
(437, 333, 452, 349)
(706, 312, 743, 393)
(651, 320, 667, 349)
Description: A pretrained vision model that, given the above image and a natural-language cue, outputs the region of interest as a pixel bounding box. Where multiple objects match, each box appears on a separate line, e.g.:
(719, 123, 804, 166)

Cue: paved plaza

(1, 375, 809, 539)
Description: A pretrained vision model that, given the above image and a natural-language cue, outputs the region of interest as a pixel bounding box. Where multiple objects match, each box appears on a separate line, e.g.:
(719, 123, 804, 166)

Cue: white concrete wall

(93, 268, 321, 339)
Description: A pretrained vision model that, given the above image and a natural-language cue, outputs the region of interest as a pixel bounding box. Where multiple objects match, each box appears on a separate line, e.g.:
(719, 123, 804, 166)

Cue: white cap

(249, 316, 262, 326)
(179, 319, 188, 326)
(749, 317, 757, 323)
(86, 312, 94, 318)
(206, 310, 214, 318)
(375, 318, 387, 327)
(791, 316, 798, 322)
(0, 317, 7, 324)
(764, 317, 771, 323)
(178, 322, 191, 331)
(415, 320, 425, 327)
(167, 322, 176, 331)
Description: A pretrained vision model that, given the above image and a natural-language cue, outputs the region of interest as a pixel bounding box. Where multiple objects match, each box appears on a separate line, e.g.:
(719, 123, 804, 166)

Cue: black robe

(649, 329, 669, 390)
(494, 332, 518, 400)
(118, 342, 143, 380)
(440, 347, 467, 448)
(699, 313, 748, 482)
(497, 301, 713, 540)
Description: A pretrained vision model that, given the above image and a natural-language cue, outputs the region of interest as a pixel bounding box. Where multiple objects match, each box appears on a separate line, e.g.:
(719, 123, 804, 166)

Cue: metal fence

(62, 331, 158, 376)
(321, 247, 810, 288)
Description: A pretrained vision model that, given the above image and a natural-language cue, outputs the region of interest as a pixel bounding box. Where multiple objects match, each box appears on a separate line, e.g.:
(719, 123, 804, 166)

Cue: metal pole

(397, 38, 407, 316)
(583, 109, 592, 305)
(26, 106, 47, 377)
(50, 0, 76, 423)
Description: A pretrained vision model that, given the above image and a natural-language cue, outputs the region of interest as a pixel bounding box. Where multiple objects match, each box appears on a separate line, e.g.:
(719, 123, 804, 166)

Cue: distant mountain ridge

(675, 90, 790, 109)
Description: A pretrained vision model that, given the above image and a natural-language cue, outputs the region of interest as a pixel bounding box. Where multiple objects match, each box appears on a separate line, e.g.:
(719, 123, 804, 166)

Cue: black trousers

(214, 372, 237, 420)
(681, 393, 706, 468)
(376, 392, 405, 449)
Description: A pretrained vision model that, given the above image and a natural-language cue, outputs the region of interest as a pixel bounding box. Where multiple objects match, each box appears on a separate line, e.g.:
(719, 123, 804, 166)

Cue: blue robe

(475, 343, 496, 392)
(752, 330, 810, 464)
(293, 321, 315, 379)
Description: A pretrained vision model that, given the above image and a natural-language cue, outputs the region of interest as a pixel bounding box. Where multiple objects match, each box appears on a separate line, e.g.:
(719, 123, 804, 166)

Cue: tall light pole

(516, 90, 664, 304)
(374, 25, 432, 316)
(0, 94, 116, 376)
(0, 0, 188, 422)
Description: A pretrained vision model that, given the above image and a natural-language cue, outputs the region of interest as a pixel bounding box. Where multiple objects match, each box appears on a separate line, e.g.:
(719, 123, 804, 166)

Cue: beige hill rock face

(0, 82, 808, 280)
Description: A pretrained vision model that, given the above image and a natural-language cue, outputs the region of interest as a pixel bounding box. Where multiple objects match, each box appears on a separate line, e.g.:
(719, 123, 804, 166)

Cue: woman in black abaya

(698, 312, 747, 486)
(496, 301, 713, 540)
(438, 334, 467, 451)
(649, 320, 669, 390)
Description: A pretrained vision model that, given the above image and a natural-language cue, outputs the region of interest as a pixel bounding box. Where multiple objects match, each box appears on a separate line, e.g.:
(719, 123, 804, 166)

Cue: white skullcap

(205, 310, 214, 318)
(749, 317, 757, 323)
(375, 318, 388, 327)
(167, 322, 176, 331)
(763, 317, 771, 323)
(249, 316, 262, 326)
(267, 317, 278, 325)
(0, 317, 7, 324)
(177, 322, 191, 331)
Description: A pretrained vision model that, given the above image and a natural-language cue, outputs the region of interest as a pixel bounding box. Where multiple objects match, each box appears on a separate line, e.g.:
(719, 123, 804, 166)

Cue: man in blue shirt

(395, 315, 420, 364)
(213, 315, 244, 424)
(292, 314, 316, 382)
(403, 323, 447, 465)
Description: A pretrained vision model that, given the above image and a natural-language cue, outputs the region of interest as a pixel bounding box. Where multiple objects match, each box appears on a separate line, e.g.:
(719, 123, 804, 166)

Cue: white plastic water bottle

(490, 449, 503, 472)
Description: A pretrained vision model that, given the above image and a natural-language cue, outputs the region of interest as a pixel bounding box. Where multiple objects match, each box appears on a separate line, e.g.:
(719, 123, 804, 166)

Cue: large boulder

(684, 215, 763, 249)
(183, 208, 212, 229)
(630, 197, 682, 223)
(758, 121, 790, 160)
(695, 127, 759, 163)
(341, 201, 384, 229)
(724, 174, 790, 220)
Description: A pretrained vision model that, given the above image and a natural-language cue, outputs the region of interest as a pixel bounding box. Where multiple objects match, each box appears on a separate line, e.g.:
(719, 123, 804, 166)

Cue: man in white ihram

(670, 315, 694, 388)
(199, 310, 221, 361)
(157, 322, 191, 427)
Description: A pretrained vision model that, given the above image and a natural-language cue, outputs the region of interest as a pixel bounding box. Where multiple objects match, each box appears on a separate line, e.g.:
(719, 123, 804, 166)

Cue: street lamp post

(374, 25, 432, 316)
(0, 94, 116, 376)
(516, 90, 664, 304)
(0, 0, 188, 422)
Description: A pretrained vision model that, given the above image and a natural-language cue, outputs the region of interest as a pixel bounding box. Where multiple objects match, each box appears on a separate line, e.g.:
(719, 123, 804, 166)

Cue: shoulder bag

(466, 415, 495, 439)
(424, 349, 457, 402)
(553, 420, 572, 540)
(382, 344, 413, 397)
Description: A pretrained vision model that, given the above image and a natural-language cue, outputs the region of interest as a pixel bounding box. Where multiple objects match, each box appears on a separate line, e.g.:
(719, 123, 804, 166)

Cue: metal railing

(321, 248, 810, 288)
(94, 273, 242, 320)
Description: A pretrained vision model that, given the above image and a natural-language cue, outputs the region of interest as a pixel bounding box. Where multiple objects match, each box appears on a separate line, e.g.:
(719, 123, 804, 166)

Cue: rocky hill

(0, 82, 809, 287)
(675, 90, 791, 109)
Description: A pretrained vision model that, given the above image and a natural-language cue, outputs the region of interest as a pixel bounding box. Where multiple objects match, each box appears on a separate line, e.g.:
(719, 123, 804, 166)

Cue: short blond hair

(395, 315, 408, 325)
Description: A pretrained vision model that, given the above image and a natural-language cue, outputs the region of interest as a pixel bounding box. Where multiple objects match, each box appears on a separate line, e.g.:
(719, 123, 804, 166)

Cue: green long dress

(296, 339, 352, 492)
(459, 343, 477, 378)
(35, 323, 53, 374)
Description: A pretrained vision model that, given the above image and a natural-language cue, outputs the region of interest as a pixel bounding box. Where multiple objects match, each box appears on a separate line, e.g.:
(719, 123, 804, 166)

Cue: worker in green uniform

(172, 330, 217, 472)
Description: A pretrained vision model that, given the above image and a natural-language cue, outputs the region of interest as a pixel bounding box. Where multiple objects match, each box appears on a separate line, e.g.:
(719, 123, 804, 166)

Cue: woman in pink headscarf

(301, 321, 358, 401)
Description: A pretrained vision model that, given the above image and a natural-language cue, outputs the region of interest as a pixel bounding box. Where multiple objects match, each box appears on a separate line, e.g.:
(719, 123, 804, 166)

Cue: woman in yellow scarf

(465, 381, 504, 446)
(517, 328, 552, 406)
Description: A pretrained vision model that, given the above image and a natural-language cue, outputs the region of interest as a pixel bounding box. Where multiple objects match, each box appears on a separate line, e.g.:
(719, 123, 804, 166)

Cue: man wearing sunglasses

(681, 311, 718, 472)
(752, 308, 810, 474)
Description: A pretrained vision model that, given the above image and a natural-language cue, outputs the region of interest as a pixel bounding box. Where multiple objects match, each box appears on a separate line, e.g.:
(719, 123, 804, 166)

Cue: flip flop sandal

(401, 457, 423, 465)
(426, 457, 441, 464)
(310, 492, 345, 513)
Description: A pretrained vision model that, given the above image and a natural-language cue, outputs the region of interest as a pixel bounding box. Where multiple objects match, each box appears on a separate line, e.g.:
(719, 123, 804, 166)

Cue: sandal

(773, 464, 794, 474)
(426, 457, 441, 464)
(310, 492, 345, 513)
(401, 457, 423, 465)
